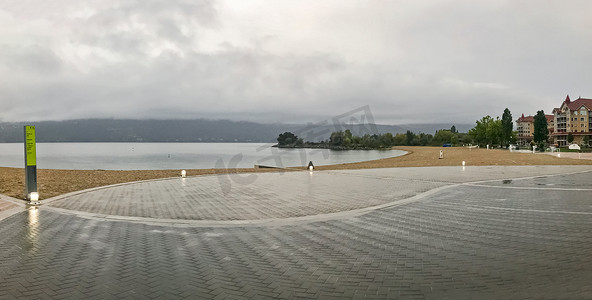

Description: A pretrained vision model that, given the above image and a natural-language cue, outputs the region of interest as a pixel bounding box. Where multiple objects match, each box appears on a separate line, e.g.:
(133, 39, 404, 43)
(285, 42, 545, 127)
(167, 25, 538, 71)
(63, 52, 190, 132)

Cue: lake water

(0, 143, 405, 170)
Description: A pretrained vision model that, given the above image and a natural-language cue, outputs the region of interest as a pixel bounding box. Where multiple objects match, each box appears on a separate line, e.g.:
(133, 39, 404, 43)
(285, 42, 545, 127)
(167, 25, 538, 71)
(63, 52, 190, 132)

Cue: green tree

(433, 129, 453, 145)
(417, 133, 432, 146)
(486, 117, 502, 146)
(583, 135, 590, 147)
(458, 132, 472, 144)
(451, 134, 458, 145)
(469, 115, 493, 146)
(405, 130, 415, 146)
(450, 125, 456, 134)
(329, 131, 345, 145)
(344, 129, 353, 145)
(393, 133, 406, 146)
(533, 110, 548, 150)
(370, 134, 380, 148)
(501, 108, 513, 147)
(567, 132, 574, 144)
(380, 133, 394, 147)
(277, 132, 298, 145)
(509, 131, 517, 144)
(343, 136, 352, 146)
(361, 134, 372, 147)
(469, 115, 503, 147)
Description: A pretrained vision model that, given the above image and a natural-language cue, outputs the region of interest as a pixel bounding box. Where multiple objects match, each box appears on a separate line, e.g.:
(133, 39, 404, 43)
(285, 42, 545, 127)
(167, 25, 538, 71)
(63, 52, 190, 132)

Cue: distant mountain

(0, 119, 295, 143)
(0, 119, 472, 143)
(398, 123, 473, 135)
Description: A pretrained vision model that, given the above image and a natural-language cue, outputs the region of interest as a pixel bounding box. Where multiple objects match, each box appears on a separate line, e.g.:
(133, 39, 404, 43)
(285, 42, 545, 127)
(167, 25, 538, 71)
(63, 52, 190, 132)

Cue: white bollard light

(28, 192, 40, 205)
(181, 170, 186, 178)
(462, 161, 465, 167)
(29, 192, 39, 201)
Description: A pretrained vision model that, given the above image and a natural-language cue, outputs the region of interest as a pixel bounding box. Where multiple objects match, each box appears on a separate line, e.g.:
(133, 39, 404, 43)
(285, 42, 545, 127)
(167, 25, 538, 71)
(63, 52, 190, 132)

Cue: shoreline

(273, 144, 393, 150)
(2, 146, 592, 200)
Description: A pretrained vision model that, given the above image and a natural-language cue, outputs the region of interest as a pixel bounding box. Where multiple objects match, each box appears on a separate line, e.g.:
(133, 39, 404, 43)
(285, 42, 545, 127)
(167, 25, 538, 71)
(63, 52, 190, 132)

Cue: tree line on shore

(468, 108, 516, 148)
(276, 125, 471, 149)
(276, 108, 559, 150)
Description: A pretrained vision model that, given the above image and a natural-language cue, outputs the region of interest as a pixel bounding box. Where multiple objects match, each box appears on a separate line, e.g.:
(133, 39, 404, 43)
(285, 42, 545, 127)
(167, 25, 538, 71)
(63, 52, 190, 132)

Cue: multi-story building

(552, 95, 592, 147)
(516, 113, 554, 146)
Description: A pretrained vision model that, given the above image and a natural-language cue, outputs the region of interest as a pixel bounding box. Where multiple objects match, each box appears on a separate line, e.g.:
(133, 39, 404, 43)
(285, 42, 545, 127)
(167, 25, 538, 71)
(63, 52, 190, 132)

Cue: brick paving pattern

(46, 166, 590, 221)
(0, 166, 591, 299)
(46, 170, 446, 220)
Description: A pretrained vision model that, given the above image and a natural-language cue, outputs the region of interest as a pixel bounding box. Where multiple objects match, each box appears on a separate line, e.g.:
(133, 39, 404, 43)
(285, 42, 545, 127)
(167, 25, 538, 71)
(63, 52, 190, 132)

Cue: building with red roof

(551, 95, 592, 147)
(515, 113, 554, 146)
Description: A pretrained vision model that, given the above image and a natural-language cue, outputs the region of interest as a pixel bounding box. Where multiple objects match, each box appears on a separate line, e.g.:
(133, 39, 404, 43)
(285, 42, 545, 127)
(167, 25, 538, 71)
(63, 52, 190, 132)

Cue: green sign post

(24, 126, 37, 201)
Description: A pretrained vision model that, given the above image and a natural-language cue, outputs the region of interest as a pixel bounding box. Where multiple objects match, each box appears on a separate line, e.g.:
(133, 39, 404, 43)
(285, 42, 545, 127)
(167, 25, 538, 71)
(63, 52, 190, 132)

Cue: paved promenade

(546, 151, 592, 161)
(1, 165, 592, 299)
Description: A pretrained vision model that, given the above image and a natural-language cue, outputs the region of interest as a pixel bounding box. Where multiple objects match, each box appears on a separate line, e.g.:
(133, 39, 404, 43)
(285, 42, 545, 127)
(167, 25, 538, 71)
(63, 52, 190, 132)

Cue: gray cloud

(1, 0, 591, 125)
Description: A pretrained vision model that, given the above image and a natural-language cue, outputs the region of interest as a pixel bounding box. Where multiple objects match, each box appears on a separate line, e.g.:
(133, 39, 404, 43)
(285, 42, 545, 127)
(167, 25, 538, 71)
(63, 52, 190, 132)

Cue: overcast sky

(1, 0, 590, 124)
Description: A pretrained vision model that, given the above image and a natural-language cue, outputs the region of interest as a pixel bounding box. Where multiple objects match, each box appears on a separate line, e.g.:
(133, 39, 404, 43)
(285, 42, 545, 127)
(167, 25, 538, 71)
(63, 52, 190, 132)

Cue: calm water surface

(0, 143, 405, 170)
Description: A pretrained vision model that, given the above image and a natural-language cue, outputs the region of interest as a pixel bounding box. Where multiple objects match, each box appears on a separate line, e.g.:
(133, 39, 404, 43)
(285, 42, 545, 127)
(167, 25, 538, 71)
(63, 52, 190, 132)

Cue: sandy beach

(2, 146, 591, 200)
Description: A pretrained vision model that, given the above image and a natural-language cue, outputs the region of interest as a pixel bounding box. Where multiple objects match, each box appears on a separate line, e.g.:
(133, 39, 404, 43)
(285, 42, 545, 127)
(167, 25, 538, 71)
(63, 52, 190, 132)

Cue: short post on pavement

(24, 125, 39, 204)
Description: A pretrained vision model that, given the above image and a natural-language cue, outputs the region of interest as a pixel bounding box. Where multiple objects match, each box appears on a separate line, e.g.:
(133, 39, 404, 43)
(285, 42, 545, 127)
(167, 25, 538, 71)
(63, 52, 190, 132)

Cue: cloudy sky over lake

(1, 0, 590, 124)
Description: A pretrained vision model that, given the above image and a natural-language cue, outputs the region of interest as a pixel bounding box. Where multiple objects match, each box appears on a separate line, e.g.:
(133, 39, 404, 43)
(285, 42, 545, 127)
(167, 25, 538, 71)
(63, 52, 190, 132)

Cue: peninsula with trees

(275, 126, 469, 150)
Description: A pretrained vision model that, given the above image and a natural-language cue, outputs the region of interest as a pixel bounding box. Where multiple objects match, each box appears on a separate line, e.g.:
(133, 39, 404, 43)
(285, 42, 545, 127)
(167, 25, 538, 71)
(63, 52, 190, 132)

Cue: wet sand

(2, 146, 591, 200)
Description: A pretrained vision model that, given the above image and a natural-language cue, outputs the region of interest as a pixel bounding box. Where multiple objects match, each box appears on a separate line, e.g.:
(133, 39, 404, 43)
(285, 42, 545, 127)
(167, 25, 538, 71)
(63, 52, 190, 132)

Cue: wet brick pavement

(0, 166, 591, 299)
(45, 166, 590, 221)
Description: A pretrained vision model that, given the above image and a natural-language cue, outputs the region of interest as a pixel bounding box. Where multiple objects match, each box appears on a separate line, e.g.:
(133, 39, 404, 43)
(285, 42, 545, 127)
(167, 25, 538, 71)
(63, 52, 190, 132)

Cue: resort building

(552, 95, 592, 147)
(516, 113, 554, 146)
